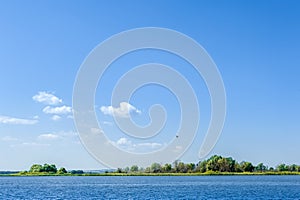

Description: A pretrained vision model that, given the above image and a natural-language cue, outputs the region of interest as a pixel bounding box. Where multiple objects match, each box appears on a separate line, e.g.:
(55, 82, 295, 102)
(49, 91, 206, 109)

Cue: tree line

(22, 155, 300, 175)
(27, 164, 83, 175)
(116, 155, 300, 174)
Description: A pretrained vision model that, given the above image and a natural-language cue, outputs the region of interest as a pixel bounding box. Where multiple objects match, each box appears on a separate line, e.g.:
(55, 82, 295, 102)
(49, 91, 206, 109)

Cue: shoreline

(2, 171, 300, 177)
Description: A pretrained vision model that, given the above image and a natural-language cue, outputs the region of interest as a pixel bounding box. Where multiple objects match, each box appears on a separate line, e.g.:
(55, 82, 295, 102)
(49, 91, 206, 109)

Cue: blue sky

(0, 1, 300, 170)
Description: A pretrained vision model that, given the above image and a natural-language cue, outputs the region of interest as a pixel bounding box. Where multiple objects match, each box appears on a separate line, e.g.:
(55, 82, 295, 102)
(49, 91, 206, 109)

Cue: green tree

(234, 163, 243, 172)
(144, 167, 151, 173)
(29, 164, 43, 173)
(217, 157, 235, 172)
(124, 167, 130, 173)
(240, 161, 254, 172)
(130, 165, 139, 172)
(226, 157, 236, 172)
(173, 160, 179, 172)
(162, 163, 172, 172)
(116, 168, 123, 173)
(70, 170, 84, 174)
(288, 164, 297, 172)
(195, 161, 207, 173)
(217, 158, 230, 172)
(206, 155, 222, 171)
(150, 163, 162, 173)
(186, 163, 195, 172)
(177, 162, 187, 173)
(42, 164, 57, 173)
(277, 164, 288, 172)
(57, 167, 67, 174)
(255, 163, 267, 172)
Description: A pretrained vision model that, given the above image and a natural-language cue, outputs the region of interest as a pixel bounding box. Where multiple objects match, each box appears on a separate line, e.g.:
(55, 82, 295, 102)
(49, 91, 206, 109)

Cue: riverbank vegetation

(6, 155, 300, 176)
(114, 155, 300, 175)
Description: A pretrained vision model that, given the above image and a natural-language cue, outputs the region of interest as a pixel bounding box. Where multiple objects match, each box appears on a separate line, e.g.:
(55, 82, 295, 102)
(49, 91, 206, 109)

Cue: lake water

(0, 175, 300, 199)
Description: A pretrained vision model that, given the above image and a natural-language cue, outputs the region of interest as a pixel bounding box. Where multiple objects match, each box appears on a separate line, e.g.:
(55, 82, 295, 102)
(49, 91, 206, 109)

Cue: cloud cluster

(32, 91, 62, 105)
(100, 102, 141, 118)
(33, 91, 72, 121)
(0, 115, 38, 125)
(0, 91, 68, 126)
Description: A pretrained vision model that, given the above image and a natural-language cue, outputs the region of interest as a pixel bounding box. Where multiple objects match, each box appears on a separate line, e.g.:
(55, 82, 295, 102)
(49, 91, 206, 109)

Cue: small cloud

(21, 142, 50, 147)
(102, 121, 113, 126)
(137, 142, 162, 148)
(58, 130, 78, 137)
(0, 115, 38, 125)
(38, 133, 60, 140)
(112, 137, 163, 152)
(1, 136, 18, 142)
(51, 115, 61, 121)
(90, 127, 103, 135)
(116, 137, 132, 146)
(67, 115, 73, 119)
(33, 115, 39, 119)
(38, 130, 77, 139)
(173, 145, 183, 153)
(43, 105, 72, 115)
(100, 102, 141, 118)
(32, 91, 62, 105)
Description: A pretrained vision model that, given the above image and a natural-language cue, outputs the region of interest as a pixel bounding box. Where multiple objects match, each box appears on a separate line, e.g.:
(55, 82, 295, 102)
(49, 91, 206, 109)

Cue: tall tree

(255, 163, 267, 172)
(240, 161, 254, 172)
(57, 167, 67, 174)
(29, 164, 43, 173)
(151, 163, 162, 173)
(277, 164, 288, 172)
(206, 155, 222, 171)
(162, 163, 172, 172)
(130, 165, 139, 172)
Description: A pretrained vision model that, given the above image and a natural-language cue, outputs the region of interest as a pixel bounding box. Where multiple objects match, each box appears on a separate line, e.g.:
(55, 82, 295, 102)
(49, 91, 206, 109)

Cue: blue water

(0, 176, 300, 199)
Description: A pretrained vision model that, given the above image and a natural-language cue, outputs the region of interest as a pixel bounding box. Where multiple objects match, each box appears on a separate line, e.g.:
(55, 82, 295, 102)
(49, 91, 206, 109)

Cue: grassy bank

(4, 171, 300, 177)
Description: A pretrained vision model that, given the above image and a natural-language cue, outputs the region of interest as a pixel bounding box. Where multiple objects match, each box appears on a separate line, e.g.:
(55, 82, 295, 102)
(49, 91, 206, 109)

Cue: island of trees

(14, 163, 84, 176)
(8, 155, 300, 176)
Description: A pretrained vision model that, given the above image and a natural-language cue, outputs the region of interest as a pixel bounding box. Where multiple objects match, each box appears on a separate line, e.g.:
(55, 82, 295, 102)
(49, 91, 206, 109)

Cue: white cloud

(58, 130, 78, 137)
(51, 115, 61, 121)
(33, 91, 72, 120)
(20, 142, 50, 147)
(1, 136, 19, 142)
(100, 102, 141, 118)
(32, 91, 62, 105)
(173, 145, 183, 153)
(0, 115, 38, 125)
(116, 137, 132, 146)
(113, 137, 163, 152)
(37, 131, 78, 142)
(137, 142, 162, 148)
(90, 127, 103, 135)
(38, 133, 60, 140)
(43, 105, 72, 115)
(102, 121, 113, 126)
(67, 115, 73, 119)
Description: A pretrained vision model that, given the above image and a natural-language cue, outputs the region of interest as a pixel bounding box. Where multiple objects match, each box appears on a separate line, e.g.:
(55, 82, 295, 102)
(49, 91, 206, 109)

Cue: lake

(0, 175, 300, 199)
